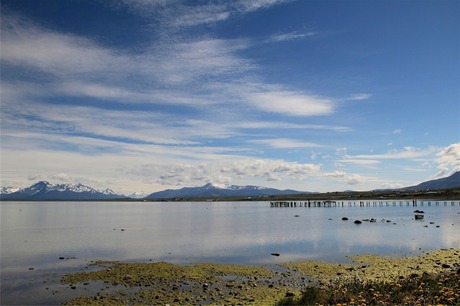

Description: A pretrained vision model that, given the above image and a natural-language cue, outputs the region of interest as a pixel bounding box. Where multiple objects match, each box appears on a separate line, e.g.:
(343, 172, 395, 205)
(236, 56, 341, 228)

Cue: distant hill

(403, 171, 460, 190)
(0, 181, 125, 200)
(2, 172, 459, 201)
(146, 183, 307, 199)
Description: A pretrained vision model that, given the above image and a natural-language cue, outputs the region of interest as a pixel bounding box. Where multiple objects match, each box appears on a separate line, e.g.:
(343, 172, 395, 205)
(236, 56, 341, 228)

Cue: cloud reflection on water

(1, 201, 459, 269)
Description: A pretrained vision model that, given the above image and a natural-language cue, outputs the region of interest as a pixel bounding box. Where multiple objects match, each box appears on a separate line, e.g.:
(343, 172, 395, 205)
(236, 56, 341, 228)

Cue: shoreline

(3, 188, 460, 202)
(60, 248, 459, 305)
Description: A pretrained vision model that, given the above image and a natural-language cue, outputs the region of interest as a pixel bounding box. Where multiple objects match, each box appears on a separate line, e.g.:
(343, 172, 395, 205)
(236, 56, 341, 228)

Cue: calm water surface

(1, 200, 460, 305)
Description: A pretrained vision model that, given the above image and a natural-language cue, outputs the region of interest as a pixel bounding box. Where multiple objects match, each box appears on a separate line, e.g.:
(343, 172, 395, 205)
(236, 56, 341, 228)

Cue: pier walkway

(270, 199, 460, 208)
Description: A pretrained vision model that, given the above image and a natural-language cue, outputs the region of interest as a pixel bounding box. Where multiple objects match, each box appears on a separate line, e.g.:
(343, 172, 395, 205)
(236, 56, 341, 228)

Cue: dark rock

(442, 264, 451, 268)
(342, 217, 349, 221)
(414, 210, 425, 213)
(294, 215, 300, 217)
(271, 253, 280, 256)
(346, 267, 356, 271)
(414, 214, 424, 220)
(354, 220, 362, 224)
(285, 292, 295, 297)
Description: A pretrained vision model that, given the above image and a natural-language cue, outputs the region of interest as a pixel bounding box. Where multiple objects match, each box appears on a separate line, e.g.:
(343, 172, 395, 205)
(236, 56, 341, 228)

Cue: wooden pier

(270, 199, 460, 208)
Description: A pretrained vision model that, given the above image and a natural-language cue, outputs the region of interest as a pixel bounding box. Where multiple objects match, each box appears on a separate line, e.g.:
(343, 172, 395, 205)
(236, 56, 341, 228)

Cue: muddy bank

(61, 249, 459, 305)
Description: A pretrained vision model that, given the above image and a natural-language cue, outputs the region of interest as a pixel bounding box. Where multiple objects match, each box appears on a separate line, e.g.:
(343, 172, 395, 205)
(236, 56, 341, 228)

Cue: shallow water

(1, 200, 459, 304)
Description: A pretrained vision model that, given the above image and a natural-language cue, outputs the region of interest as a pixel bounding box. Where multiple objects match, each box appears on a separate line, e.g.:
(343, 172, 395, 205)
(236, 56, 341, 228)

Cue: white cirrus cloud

(1, 14, 131, 76)
(248, 91, 334, 117)
(345, 93, 372, 101)
(267, 30, 318, 43)
(337, 159, 381, 165)
(353, 146, 438, 160)
(249, 138, 322, 149)
(334, 146, 439, 168)
(116, 0, 291, 28)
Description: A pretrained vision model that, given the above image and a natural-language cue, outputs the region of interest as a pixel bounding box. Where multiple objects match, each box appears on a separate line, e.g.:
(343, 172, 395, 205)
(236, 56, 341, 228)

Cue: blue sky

(1, 0, 459, 195)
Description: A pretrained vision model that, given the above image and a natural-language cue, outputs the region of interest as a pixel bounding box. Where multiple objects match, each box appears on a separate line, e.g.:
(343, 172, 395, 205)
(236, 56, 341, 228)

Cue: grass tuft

(277, 271, 460, 305)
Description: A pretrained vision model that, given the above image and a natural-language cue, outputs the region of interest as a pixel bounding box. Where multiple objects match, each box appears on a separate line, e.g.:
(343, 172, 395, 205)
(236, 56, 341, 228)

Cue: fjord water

(1, 200, 459, 304)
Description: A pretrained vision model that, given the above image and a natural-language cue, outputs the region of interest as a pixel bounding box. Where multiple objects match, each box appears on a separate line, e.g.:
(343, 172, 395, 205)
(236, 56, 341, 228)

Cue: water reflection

(2, 201, 459, 266)
(1, 201, 459, 304)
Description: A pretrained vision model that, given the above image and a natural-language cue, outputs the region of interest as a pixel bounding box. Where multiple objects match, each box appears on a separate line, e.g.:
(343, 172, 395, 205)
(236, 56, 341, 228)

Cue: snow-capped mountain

(0, 186, 20, 194)
(0, 181, 125, 200)
(146, 182, 307, 199)
(128, 191, 148, 199)
(100, 188, 119, 196)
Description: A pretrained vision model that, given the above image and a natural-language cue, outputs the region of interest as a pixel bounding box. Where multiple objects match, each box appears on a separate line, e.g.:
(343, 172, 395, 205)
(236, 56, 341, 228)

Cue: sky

(1, 0, 459, 195)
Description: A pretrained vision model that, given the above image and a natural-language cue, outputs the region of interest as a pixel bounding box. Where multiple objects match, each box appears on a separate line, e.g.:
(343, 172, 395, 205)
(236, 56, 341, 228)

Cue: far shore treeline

(1, 188, 459, 202)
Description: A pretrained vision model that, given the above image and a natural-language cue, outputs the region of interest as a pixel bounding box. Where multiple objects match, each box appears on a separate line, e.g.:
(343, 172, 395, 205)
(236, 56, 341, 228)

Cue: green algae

(61, 249, 459, 305)
(281, 248, 460, 285)
(62, 262, 292, 305)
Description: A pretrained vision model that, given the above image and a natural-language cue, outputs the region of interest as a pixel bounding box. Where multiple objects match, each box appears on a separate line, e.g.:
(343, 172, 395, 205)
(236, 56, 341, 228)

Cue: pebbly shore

(60, 248, 460, 305)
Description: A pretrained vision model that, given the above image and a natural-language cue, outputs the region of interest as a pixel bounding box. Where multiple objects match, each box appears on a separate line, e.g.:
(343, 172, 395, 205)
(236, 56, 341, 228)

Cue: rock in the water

(342, 217, 349, 221)
(271, 253, 280, 257)
(354, 220, 362, 224)
(442, 264, 451, 269)
(414, 214, 424, 220)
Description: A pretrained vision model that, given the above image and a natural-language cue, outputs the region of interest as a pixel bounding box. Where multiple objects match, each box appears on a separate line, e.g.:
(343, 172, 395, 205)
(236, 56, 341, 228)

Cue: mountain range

(145, 183, 305, 199)
(1, 171, 459, 200)
(402, 171, 460, 191)
(0, 181, 125, 200)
